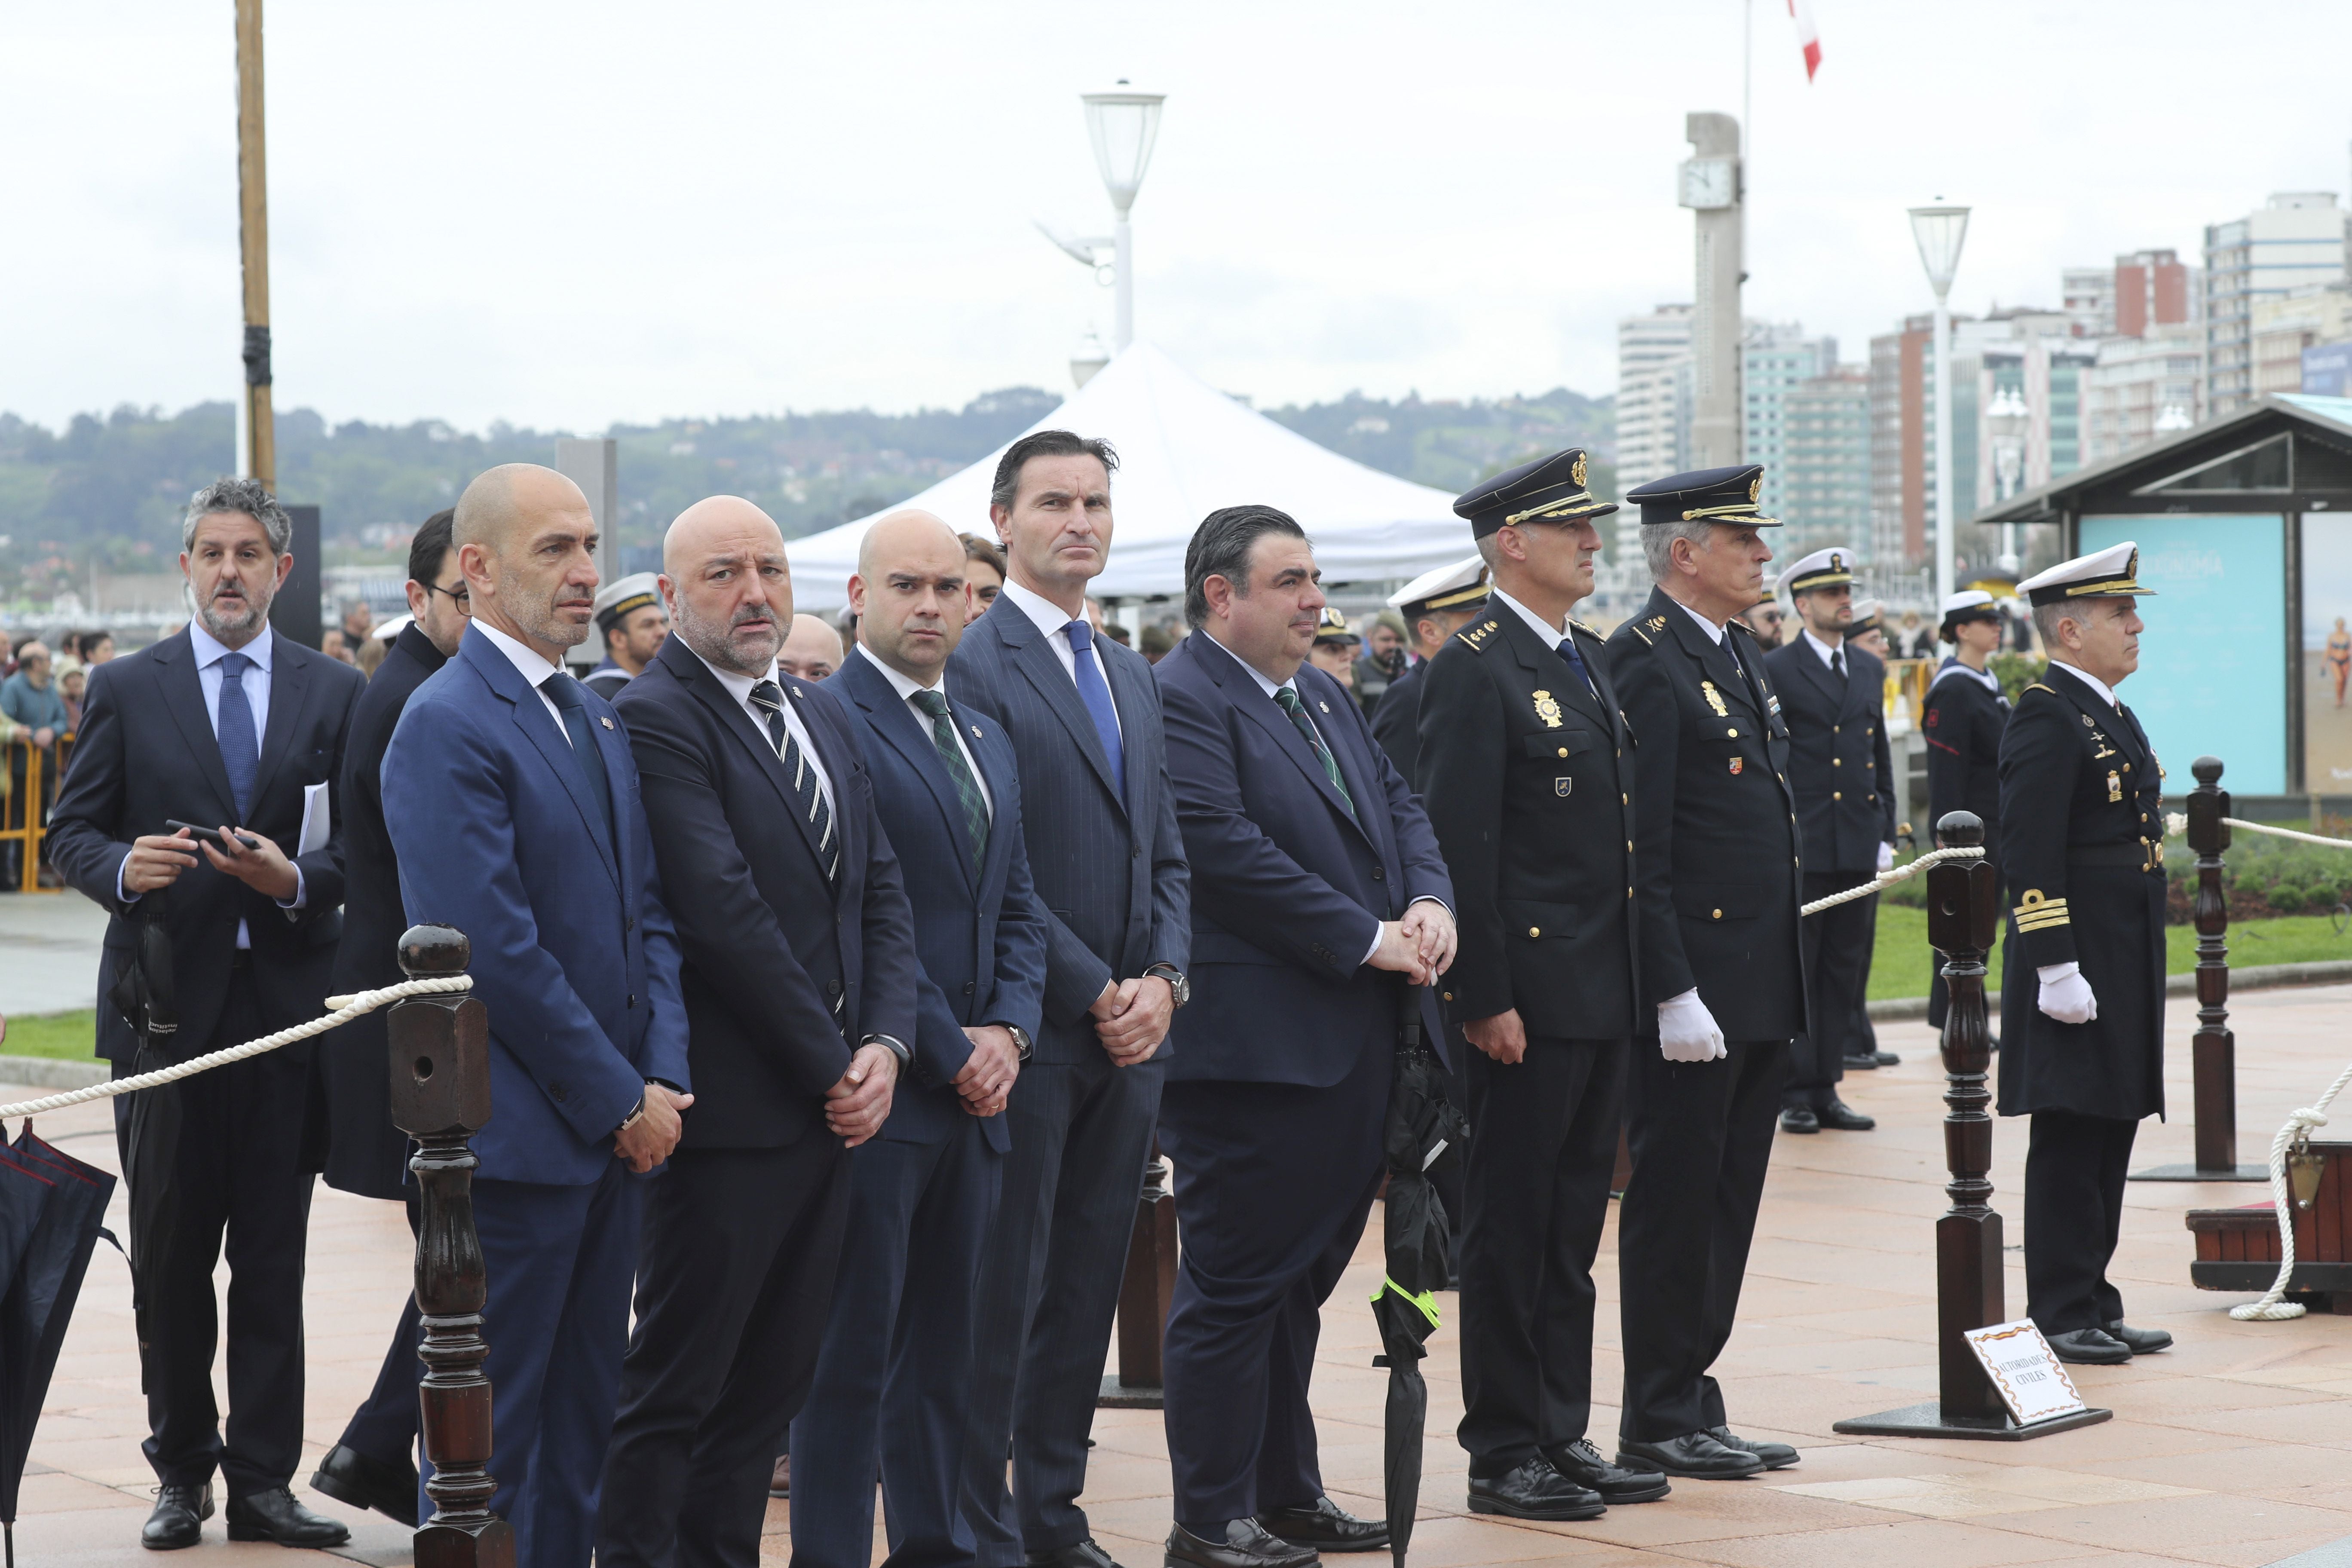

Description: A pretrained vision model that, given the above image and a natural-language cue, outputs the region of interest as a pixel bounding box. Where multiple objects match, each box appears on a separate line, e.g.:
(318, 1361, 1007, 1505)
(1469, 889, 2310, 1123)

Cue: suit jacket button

(627, 993, 636, 1008)
(625, 914, 636, 932)
(1833, 791, 1842, 800)
(550, 1081, 568, 1103)
(1833, 757, 1842, 766)
(827, 978, 843, 996)
(1371, 865, 1384, 880)
(1833, 724, 1841, 733)
(1133, 845, 1142, 858)
(962, 981, 976, 995)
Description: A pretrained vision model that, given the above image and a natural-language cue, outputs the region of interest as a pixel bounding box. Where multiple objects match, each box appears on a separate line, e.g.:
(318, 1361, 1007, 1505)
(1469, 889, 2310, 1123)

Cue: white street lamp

(1080, 81, 1164, 351)
(1908, 203, 1971, 607)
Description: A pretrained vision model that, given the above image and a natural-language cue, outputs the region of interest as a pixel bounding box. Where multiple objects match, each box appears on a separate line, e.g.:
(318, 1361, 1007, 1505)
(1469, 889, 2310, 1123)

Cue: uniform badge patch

(1532, 690, 1564, 729)
(1728, 757, 1744, 776)
(2108, 770, 2122, 802)
(1555, 778, 1573, 796)
(1701, 681, 1730, 717)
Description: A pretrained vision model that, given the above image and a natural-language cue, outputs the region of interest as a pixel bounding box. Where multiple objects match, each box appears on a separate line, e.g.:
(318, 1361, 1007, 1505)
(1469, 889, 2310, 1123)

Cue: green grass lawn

(0, 1009, 96, 1061)
(1868, 907, 2352, 1000)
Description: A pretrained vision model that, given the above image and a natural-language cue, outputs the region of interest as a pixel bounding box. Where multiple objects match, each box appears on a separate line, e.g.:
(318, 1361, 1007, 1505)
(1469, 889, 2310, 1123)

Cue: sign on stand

(1963, 1320, 2089, 1427)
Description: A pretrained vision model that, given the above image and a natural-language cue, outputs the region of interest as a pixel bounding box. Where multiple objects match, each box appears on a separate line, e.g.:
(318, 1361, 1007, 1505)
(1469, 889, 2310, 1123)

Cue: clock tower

(1679, 111, 1744, 469)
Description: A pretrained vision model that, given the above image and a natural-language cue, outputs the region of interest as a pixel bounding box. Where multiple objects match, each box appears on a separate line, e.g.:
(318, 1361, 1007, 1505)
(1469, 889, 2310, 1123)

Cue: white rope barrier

(2163, 812, 2352, 850)
(2232, 1059, 2352, 1321)
(0, 975, 472, 1123)
(1800, 844, 1985, 917)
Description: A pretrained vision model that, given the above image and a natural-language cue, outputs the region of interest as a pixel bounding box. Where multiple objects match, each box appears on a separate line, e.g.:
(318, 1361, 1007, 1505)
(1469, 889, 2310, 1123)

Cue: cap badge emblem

(1571, 451, 1588, 488)
(1532, 690, 1563, 729)
(1830, 551, 1843, 571)
(1701, 680, 1730, 718)
(1749, 476, 1762, 502)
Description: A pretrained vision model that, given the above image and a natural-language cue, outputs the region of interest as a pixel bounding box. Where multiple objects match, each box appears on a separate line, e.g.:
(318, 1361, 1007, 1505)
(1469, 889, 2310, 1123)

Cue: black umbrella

(105, 903, 180, 1403)
(1370, 987, 1467, 1568)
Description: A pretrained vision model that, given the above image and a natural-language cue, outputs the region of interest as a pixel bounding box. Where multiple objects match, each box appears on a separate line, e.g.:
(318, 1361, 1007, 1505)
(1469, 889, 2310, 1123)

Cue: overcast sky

(4, 0, 2348, 435)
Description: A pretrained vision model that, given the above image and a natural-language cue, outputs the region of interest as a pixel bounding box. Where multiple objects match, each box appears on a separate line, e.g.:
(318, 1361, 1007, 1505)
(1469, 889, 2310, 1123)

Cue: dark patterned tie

(1275, 686, 1356, 822)
(543, 674, 616, 854)
(750, 680, 839, 884)
(911, 689, 989, 869)
(214, 651, 260, 821)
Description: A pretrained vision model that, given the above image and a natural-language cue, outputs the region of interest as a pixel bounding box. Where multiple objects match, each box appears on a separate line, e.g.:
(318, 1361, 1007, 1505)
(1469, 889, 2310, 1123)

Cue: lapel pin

(1318, 700, 1331, 713)
(971, 725, 983, 738)
(599, 716, 614, 729)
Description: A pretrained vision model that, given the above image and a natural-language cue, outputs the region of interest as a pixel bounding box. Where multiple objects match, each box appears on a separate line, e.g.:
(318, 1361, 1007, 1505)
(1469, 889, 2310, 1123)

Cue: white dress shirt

(854, 643, 991, 819)
(121, 620, 303, 940)
(1001, 578, 1123, 744)
(468, 619, 572, 733)
(1491, 586, 1571, 646)
(690, 644, 835, 816)
(1674, 598, 1728, 645)
(1800, 627, 1847, 671)
(2052, 660, 2121, 710)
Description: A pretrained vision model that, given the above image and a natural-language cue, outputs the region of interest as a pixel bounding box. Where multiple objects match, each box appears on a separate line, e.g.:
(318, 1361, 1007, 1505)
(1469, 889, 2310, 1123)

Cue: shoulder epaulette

(1568, 617, 1598, 639)
(2022, 682, 2056, 697)
(1455, 617, 1501, 652)
(1629, 615, 1665, 646)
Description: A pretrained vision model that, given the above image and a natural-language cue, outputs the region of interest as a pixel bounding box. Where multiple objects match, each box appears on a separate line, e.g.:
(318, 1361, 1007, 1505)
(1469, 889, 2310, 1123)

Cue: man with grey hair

(1604, 464, 1807, 1483)
(49, 476, 365, 1550)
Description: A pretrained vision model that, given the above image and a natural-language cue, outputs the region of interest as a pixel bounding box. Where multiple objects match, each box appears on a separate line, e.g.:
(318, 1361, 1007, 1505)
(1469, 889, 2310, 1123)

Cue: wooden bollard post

(387, 925, 514, 1568)
(2132, 756, 2264, 1182)
(1836, 812, 2109, 1439)
(1099, 1142, 1178, 1409)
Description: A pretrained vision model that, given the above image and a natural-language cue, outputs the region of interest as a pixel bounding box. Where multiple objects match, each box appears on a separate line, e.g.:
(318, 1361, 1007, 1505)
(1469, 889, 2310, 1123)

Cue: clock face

(1679, 157, 1736, 210)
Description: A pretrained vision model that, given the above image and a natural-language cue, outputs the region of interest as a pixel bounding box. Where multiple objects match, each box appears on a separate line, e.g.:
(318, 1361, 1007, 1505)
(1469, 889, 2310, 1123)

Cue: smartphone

(165, 819, 261, 852)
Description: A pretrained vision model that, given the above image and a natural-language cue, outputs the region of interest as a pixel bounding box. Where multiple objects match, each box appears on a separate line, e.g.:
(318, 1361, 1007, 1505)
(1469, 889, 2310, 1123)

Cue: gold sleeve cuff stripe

(2015, 911, 2073, 931)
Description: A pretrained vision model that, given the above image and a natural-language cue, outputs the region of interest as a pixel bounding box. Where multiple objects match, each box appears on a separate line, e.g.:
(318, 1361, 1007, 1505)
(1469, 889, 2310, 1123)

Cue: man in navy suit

(382, 464, 692, 1568)
(1154, 506, 1455, 1568)
(951, 432, 1190, 1568)
(48, 477, 364, 1552)
(792, 509, 1048, 1568)
(600, 495, 919, 1568)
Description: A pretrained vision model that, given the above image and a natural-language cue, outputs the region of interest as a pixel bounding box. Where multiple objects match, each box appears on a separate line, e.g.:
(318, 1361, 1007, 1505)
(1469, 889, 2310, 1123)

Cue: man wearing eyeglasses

(308, 507, 472, 1527)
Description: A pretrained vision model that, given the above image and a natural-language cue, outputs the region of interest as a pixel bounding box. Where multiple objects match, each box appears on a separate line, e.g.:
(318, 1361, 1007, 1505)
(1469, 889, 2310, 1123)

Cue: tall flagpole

(235, 0, 275, 489)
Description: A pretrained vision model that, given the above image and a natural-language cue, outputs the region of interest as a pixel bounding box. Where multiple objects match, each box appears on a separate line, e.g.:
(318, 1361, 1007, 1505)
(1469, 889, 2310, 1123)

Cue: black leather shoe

(1870, 1050, 1901, 1066)
(1779, 1106, 1820, 1134)
(1706, 1426, 1800, 1470)
(1260, 1495, 1387, 1551)
(1165, 1519, 1317, 1568)
(2047, 1327, 2133, 1365)
(225, 1487, 352, 1547)
(1816, 1101, 1876, 1132)
(1466, 1456, 1607, 1520)
(1546, 1437, 1670, 1503)
(1029, 1542, 1128, 1568)
(2103, 1321, 2174, 1355)
(141, 1484, 213, 1550)
(1616, 1432, 1763, 1479)
(310, 1442, 419, 1527)
(1842, 1053, 1880, 1070)
(771, 1453, 791, 1498)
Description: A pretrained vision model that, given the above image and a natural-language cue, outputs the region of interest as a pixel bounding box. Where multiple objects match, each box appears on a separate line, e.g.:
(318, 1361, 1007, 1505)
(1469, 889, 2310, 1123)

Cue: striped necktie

(749, 680, 839, 885)
(1275, 686, 1355, 822)
(911, 688, 989, 869)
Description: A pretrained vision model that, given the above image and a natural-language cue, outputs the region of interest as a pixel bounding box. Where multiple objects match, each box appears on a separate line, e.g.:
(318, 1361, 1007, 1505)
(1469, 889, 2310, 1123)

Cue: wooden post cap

(1935, 809, 1984, 849)
(2193, 755, 2224, 786)
(398, 925, 471, 977)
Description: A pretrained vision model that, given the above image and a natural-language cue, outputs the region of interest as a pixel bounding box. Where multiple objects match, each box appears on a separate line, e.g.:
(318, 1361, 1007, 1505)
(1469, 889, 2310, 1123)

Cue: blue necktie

(1066, 620, 1124, 799)
(215, 651, 260, 821)
(1555, 636, 1599, 704)
(544, 674, 616, 856)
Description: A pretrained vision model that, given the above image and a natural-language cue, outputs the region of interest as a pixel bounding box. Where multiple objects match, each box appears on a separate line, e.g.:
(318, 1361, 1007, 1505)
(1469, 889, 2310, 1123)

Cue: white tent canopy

(784, 342, 1471, 609)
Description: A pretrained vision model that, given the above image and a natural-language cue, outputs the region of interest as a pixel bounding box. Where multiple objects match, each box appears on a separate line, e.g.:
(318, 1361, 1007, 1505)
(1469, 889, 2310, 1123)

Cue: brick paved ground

(15, 980, 2352, 1565)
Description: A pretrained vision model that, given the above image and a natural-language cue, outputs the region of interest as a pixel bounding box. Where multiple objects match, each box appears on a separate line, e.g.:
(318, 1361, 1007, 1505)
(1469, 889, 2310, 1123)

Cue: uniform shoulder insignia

(1455, 618, 1501, 652)
(1630, 616, 1663, 645)
(2022, 682, 2055, 696)
(1568, 617, 1597, 638)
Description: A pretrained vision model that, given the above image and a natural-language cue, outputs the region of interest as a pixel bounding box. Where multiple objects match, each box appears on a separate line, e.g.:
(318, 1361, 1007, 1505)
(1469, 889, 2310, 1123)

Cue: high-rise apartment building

(2205, 192, 2349, 416)
(1617, 304, 1695, 559)
(2251, 282, 2352, 396)
(2064, 267, 2115, 339)
(1868, 317, 1932, 569)
(1782, 365, 1870, 556)
(2081, 329, 2203, 465)
(2114, 248, 2197, 337)
(1742, 322, 1837, 523)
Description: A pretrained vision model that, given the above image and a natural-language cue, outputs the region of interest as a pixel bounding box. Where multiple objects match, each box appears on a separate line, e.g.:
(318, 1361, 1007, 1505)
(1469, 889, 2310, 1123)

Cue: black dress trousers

(1617, 1037, 1788, 1442)
(1456, 1036, 1628, 1476)
(2024, 1109, 2139, 1333)
(1786, 874, 1868, 1109)
(121, 966, 318, 1495)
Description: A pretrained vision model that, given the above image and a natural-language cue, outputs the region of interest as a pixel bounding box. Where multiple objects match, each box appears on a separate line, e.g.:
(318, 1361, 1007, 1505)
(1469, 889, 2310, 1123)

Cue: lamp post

(1909, 204, 1971, 606)
(1080, 82, 1164, 352)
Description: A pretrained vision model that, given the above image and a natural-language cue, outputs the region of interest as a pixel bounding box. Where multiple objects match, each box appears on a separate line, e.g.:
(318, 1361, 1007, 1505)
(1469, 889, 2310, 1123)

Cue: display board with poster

(2301, 515, 2352, 794)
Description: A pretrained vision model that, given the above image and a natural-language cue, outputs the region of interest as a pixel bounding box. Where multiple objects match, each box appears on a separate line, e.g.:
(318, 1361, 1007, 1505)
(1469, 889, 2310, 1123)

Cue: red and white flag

(1787, 0, 1822, 81)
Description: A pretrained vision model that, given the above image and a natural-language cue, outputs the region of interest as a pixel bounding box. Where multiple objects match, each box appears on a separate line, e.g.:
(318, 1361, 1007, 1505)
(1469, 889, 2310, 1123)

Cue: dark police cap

(1624, 463, 1781, 528)
(1453, 447, 1617, 539)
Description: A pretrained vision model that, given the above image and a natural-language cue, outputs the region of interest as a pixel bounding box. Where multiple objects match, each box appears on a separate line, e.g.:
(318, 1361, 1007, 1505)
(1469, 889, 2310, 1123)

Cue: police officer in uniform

(1997, 543, 2173, 1366)
(583, 572, 667, 700)
(1764, 547, 1891, 1132)
(1418, 448, 1668, 1519)
(1922, 589, 2011, 1029)
(1372, 557, 1490, 782)
(1605, 463, 1805, 1481)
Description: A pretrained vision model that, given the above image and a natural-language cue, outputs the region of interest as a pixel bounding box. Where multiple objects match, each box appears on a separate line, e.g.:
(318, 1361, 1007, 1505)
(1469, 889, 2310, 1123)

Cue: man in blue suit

(793, 509, 1048, 1568)
(600, 496, 918, 1568)
(382, 464, 692, 1568)
(1155, 506, 1455, 1568)
(951, 432, 1190, 1568)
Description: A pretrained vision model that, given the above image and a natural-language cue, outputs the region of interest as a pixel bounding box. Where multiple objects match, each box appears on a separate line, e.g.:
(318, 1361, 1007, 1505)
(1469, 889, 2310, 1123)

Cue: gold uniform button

(1627, 886, 1635, 898)
(1833, 790, 1842, 800)
(1711, 908, 1723, 919)
(1833, 757, 1843, 766)
(2122, 762, 2132, 771)
(1557, 747, 1568, 757)
(1726, 728, 1739, 738)
(1443, 991, 1454, 1001)
(1833, 724, 1841, 733)
(1622, 793, 1629, 805)
(1626, 840, 1635, 852)
(1528, 927, 1541, 937)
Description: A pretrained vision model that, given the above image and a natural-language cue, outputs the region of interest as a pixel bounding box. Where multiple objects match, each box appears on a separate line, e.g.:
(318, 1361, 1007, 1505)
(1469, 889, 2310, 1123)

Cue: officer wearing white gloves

(1996, 543, 2172, 1368)
(1605, 466, 1807, 1482)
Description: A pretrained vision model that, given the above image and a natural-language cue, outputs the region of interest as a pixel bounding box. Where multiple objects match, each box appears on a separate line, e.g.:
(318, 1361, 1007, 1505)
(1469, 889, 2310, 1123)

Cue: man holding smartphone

(49, 478, 367, 1551)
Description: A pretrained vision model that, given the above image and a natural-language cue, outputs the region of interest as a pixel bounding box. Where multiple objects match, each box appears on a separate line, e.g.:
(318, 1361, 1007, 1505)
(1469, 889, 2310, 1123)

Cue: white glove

(1657, 988, 1728, 1063)
(1877, 841, 1896, 874)
(2036, 962, 2099, 1025)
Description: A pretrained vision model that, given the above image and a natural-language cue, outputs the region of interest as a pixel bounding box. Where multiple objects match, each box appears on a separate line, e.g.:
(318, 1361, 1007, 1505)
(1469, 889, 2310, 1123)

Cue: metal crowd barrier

(0, 732, 74, 894)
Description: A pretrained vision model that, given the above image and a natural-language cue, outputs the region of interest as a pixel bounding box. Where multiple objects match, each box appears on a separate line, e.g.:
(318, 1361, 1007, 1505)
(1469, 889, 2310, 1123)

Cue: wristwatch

(1143, 963, 1191, 1009)
(1003, 1025, 1034, 1062)
(616, 1092, 648, 1136)
(861, 1033, 913, 1073)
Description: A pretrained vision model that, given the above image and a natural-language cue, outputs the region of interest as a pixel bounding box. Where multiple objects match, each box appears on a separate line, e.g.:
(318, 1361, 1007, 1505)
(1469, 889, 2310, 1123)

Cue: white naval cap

(592, 572, 663, 629)
(1387, 555, 1491, 617)
(2017, 542, 2155, 606)
(1847, 598, 1883, 635)
(1939, 589, 1998, 617)
(1781, 545, 1859, 595)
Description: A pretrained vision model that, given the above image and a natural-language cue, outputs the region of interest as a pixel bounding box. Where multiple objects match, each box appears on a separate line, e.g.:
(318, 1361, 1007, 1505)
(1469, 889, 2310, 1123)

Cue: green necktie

(1276, 685, 1356, 822)
(911, 689, 989, 867)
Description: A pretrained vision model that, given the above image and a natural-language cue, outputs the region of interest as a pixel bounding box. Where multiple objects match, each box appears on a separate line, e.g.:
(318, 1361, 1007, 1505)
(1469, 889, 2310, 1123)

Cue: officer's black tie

(1831, 646, 1847, 683)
